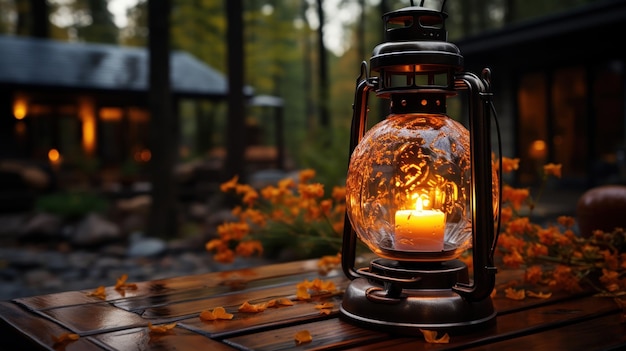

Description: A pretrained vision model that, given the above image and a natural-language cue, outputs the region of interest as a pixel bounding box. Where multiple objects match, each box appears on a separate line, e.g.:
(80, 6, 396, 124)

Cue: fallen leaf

(267, 298, 294, 308)
(86, 286, 106, 300)
(505, 287, 526, 300)
(296, 285, 311, 300)
(115, 274, 138, 291)
(419, 329, 450, 344)
(52, 332, 80, 345)
(214, 306, 235, 319)
(315, 302, 334, 309)
(294, 330, 312, 345)
(527, 290, 552, 299)
(148, 322, 177, 334)
(239, 301, 267, 313)
(199, 310, 217, 321)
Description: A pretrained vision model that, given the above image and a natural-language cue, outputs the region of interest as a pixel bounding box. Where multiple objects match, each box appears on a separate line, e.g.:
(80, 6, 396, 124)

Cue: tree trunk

(316, 0, 330, 131)
(224, 0, 247, 182)
(147, 0, 178, 239)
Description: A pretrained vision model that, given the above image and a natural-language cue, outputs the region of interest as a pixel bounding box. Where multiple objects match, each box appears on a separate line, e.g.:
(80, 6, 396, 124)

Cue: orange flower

(502, 185, 530, 210)
(298, 183, 324, 199)
(557, 216, 576, 228)
(501, 157, 520, 174)
(502, 249, 524, 268)
(525, 265, 544, 285)
(235, 240, 263, 257)
(220, 175, 239, 192)
(298, 169, 316, 183)
(543, 163, 562, 178)
(216, 221, 250, 241)
(331, 186, 346, 202)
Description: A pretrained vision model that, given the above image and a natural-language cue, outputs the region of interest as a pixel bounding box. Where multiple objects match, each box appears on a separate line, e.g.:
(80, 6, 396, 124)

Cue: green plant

(35, 191, 109, 219)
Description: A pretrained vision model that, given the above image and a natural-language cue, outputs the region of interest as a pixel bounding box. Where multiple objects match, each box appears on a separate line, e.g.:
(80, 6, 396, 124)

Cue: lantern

(340, 0, 501, 334)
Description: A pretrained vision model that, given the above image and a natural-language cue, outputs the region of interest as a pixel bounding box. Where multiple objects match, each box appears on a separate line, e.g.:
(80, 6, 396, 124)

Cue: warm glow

(135, 148, 151, 163)
(48, 148, 62, 168)
(529, 139, 547, 160)
(394, 197, 446, 252)
(48, 148, 60, 162)
(128, 107, 149, 122)
(13, 96, 27, 120)
(80, 99, 96, 156)
(99, 107, 123, 121)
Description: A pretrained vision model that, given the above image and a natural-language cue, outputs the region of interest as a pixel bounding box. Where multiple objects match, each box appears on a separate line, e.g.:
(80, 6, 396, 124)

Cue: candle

(394, 200, 445, 252)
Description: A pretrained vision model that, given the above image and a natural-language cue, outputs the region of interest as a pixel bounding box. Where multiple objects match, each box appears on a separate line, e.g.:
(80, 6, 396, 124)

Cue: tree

(224, 0, 246, 182)
(146, 0, 179, 239)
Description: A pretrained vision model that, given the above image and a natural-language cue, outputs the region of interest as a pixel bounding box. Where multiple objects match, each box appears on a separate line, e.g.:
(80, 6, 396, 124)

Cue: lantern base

(340, 260, 496, 334)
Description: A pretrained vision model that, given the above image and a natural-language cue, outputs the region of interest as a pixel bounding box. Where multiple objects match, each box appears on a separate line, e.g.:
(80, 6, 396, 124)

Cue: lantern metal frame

(340, 0, 501, 334)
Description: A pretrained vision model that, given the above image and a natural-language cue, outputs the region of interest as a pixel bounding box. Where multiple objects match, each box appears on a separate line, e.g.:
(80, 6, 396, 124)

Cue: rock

(127, 233, 167, 258)
(70, 213, 123, 247)
(18, 212, 63, 240)
(577, 184, 626, 237)
(116, 195, 152, 213)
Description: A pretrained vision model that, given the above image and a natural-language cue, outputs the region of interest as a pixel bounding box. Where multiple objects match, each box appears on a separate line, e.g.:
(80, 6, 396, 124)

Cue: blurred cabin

(0, 36, 287, 210)
(457, 0, 626, 187)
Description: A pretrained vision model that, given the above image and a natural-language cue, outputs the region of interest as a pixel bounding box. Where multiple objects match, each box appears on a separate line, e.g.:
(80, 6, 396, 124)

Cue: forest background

(0, 0, 596, 238)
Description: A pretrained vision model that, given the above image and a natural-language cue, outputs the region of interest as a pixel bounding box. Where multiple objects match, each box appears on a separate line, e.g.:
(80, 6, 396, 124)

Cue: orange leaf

(114, 274, 138, 291)
(199, 307, 234, 321)
(294, 330, 312, 345)
(52, 332, 80, 345)
(86, 286, 106, 300)
(213, 306, 234, 319)
(505, 287, 526, 300)
(148, 322, 176, 334)
(238, 301, 267, 313)
(296, 285, 311, 300)
(315, 302, 334, 309)
(419, 329, 450, 344)
(527, 290, 552, 299)
(267, 298, 294, 308)
(199, 310, 216, 321)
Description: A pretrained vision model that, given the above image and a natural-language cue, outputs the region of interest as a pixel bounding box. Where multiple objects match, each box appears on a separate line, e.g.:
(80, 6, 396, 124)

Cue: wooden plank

(460, 312, 626, 350)
(14, 259, 325, 312)
(39, 301, 150, 335)
(0, 301, 102, 351)
(113, 268, 336, 313)
(179, 295, 344, 339)
(342, 295, 621, 350)
(223, 318, 390, 351)
(140, 275, 348, 320)
(88, 326, 238, 351)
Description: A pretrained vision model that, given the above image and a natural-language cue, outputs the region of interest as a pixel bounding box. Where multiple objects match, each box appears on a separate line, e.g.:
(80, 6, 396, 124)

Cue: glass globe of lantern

(346, 111, 481, 262)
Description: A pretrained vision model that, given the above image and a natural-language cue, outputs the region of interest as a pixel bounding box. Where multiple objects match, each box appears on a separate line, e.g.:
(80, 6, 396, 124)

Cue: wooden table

(1, 258, 625, 350)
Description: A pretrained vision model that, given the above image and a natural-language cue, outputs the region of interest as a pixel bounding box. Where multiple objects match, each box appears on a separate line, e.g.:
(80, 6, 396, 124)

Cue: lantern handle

(342, 61, 377, 281)
(452, 70, 499, 302)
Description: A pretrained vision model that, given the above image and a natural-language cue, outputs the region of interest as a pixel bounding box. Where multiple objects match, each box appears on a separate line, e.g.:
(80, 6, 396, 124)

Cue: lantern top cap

(382, 5, 448, 42)
(371, 3, 462, 72)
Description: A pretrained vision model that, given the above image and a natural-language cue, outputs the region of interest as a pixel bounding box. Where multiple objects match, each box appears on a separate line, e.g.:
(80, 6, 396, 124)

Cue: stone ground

(0, 197, 274, 301)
